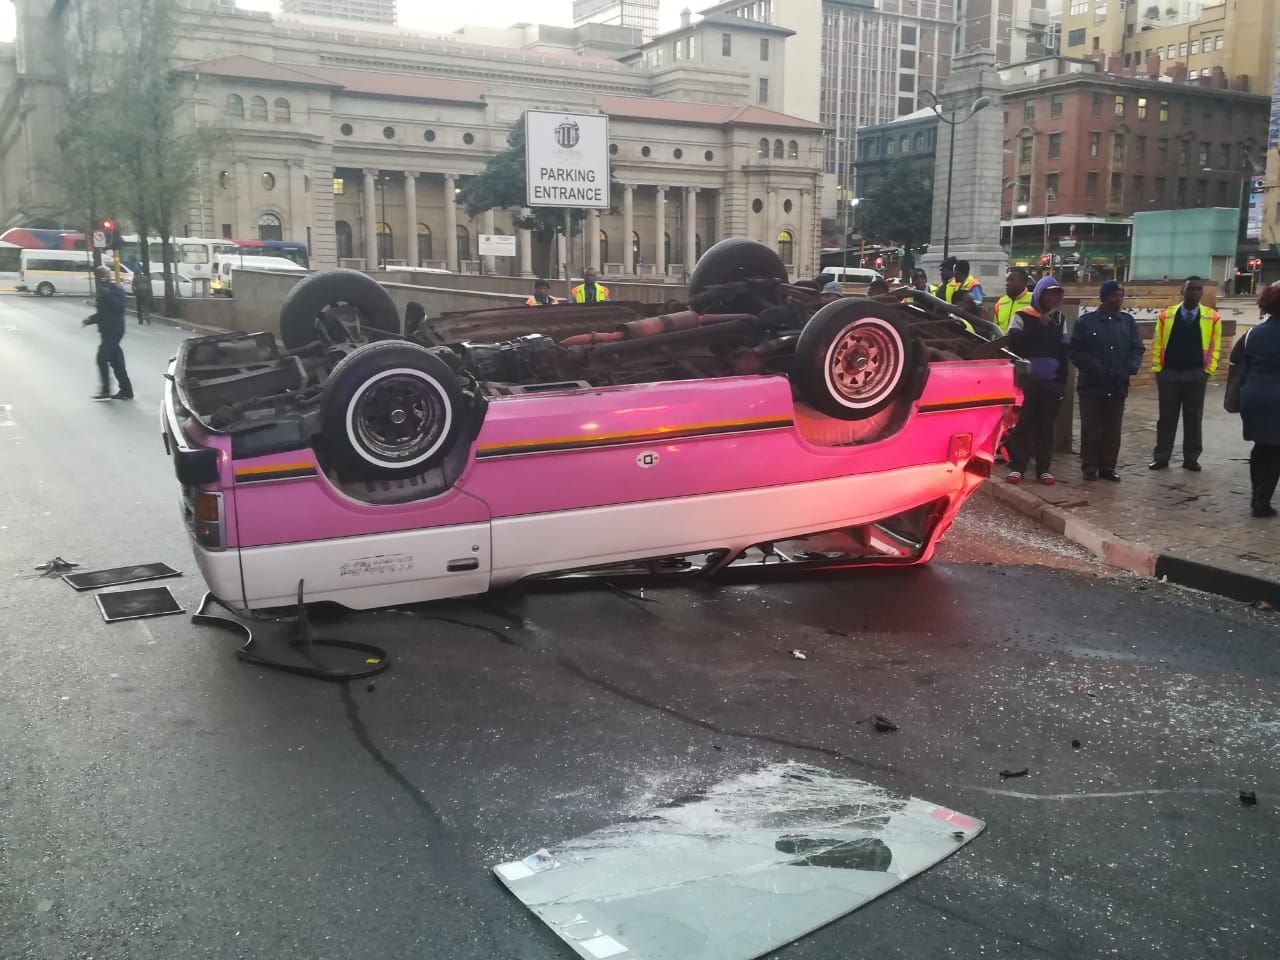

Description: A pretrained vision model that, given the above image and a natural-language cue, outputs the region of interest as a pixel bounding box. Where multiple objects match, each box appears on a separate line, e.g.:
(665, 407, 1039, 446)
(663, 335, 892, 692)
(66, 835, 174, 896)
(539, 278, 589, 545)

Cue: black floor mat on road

(96, 586, 185, 623)
(64, 562, 180, 591)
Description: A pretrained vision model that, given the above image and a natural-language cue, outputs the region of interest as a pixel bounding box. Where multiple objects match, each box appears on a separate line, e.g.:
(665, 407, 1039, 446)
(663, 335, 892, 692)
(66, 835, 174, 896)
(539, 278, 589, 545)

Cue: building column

(404, 172, 419, 267)
(444, 173, 458, 272)
(518, 208, 533, 277)
(233, 159, 252, 238)
(654, 186, 667, 276)
(622, 185, 635, 274)
(481, 208, 496, 274)
(767, 187, 779, 251)
(588, 209, 601, 272)
(362, 168, 378, 268)
(684, 187, 697, 273)
(797, 188, 809, 276)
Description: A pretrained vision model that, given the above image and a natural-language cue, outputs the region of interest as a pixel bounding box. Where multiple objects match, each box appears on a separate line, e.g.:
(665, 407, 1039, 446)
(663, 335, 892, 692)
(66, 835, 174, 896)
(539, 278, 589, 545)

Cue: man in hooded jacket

(1005, 276, 1070, 485)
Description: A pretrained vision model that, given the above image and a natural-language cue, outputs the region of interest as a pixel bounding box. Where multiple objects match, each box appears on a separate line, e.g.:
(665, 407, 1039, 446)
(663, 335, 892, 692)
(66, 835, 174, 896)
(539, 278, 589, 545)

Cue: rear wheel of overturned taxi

(279, 269, 401, 350)
(687, 237, 788, 310)
(794, 300, 919, 421)
(319, 341, 466, 480)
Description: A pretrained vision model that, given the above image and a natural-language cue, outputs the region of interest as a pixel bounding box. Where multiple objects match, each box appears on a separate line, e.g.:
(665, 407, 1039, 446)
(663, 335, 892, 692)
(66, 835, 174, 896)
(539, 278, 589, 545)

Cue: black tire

(794, 300, 917, 421)
(319, 341, 466, 480)
(688, 238, 788, 302)
(35, 282, 54, 297)
(280, 269, 400, 350)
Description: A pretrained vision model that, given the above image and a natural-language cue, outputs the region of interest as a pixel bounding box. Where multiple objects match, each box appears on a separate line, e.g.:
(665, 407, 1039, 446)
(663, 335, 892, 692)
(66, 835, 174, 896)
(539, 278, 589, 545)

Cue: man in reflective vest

(526, 278, 558, 306)
(943, 259, 983, 306)
(570, 267, 609, 303)
(1149, 275, 1221, 471)
(992, 268, 1032, 334)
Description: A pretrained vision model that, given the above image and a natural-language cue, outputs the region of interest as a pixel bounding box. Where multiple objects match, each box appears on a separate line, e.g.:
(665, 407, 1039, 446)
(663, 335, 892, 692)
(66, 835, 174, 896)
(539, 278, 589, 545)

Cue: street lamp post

(374, 173, 392, 269)
(921, 90, 992, 260)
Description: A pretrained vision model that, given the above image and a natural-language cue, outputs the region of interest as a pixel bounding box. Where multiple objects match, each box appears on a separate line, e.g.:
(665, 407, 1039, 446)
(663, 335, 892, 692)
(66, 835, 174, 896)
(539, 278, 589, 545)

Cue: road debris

(1250, 599, 1274, 611)
(999, 767, 1029, 779)
(873, 715, 898, 733)
(1239, 790, 1258, 806)
(1071, 739, 1082, 749)
(790, 649, 808, 661)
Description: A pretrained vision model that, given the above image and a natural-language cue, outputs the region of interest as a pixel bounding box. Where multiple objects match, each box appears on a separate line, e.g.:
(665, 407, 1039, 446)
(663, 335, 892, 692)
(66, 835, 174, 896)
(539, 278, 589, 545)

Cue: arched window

(335, 220, 353, 260)
(632, 231, 641, 262)
(417, 223, 432, 263)
(599, 229, 609, 264)
(456, 225, 470, 262)
(773, 139, 784, 159)
(257, 211, 282, 241)
(913, 132, 924, 150)
(758, 138, 770, 158)
(273, 97, 291, 123)
(695, 234, 704, 260)
(225, 94, 244, 119)
(900, 135, 909, 152)
(249, 95, 268, 121)
(376, 221, 393, 264)
(777, 229, 794, 265)
(664, 232, 671, 265)
(788, 140, 799, 159)
(886, 139, 896, 155)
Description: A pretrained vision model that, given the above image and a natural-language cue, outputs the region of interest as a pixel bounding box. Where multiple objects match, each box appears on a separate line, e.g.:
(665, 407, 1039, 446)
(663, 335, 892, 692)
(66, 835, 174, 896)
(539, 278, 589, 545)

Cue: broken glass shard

(494, 762, 983, 960)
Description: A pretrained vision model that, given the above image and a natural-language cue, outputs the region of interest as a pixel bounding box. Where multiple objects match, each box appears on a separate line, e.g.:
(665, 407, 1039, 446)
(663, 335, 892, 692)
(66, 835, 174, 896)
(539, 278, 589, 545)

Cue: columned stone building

(0, 0, 827, 279)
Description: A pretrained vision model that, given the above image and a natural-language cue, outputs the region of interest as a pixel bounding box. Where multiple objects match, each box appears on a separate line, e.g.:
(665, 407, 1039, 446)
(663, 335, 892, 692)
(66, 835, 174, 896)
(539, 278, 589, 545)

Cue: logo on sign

(636, 450, 659, 469)
(554, 119, 581, 149)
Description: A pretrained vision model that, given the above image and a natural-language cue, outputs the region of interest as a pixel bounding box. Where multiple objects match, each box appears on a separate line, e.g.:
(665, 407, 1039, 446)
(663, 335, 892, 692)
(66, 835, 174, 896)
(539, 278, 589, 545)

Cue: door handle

(446, 558, 480, 572)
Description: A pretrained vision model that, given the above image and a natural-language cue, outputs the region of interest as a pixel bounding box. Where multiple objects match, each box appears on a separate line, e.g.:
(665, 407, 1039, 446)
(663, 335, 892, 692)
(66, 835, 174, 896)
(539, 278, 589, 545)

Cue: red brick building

(1000, 59, 1269, 223)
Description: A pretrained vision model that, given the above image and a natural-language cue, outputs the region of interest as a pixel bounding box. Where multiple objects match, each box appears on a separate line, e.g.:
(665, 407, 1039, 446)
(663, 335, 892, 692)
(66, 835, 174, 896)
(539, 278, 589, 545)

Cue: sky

(0, 1, 688, 43)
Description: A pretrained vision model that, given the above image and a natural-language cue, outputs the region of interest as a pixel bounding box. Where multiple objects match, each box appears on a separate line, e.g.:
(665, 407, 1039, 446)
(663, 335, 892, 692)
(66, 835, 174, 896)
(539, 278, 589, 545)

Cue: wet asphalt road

(2, 294, 1279, 960)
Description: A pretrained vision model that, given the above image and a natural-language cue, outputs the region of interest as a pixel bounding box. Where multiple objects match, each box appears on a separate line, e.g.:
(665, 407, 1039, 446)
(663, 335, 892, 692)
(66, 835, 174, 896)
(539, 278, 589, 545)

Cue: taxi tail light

(194, 493, 220, 522)
(948, 433, 974, 463)
(192, 492, 224, 549)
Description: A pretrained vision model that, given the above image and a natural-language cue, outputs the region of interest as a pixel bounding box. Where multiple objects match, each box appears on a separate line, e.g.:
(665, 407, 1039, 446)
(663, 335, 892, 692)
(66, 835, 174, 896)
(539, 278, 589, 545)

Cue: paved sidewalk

(986, 381, 1280, 598)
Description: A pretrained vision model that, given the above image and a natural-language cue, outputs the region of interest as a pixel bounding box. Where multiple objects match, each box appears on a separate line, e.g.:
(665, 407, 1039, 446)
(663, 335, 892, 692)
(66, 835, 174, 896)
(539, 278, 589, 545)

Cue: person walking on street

(993, 268, 1033, 334)
(1070, 280, 1143, 481)
(525, 278, 558, 306)
(1149, 276, 1220, 471)
(1005, 276, 1069, 485)
(83, 265, 133, 401)
(570, 267, 609, 303)
(132, 270, 153, 324)
(1230, 283, 1280, 517)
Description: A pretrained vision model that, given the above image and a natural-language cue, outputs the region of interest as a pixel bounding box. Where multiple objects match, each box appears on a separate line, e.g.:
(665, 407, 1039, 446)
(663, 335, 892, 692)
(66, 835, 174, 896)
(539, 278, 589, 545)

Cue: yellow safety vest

(943, 276, 979, 304)
(571, 283, 609, 303)
(993, 290, 1033, 333)
(526, 295, 557, 306)
(1152, 303, 1221, 376)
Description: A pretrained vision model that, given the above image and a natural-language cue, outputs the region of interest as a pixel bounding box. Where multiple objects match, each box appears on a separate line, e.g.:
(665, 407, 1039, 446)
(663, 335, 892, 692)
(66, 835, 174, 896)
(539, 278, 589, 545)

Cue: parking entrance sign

(525, 110, 609, 210)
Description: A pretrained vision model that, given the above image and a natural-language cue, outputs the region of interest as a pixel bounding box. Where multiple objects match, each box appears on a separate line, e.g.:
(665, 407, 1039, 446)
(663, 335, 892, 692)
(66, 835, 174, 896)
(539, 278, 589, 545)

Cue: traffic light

(99, 218, 115, 249)
(1039, 254, 1051, 266)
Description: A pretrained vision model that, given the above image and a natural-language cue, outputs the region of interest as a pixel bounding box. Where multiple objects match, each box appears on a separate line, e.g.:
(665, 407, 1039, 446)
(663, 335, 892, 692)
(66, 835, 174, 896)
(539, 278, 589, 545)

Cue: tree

(106, 0, 219, 313)
(853, 160, 933, 273)
(1144, 4, 1161, 18)
(458, 118, 618, 278)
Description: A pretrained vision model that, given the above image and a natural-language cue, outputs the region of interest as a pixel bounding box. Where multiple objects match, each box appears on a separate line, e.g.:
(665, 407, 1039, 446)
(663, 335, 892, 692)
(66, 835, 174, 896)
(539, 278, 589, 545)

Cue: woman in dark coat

(1231, 283, 1280, 517)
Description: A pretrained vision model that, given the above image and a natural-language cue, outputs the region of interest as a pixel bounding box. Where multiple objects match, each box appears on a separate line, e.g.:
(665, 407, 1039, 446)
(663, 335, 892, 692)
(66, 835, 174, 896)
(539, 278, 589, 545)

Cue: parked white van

(211, 254, 307, 296)
(820, 266, 883, 286)
(18, 250, 133, 297)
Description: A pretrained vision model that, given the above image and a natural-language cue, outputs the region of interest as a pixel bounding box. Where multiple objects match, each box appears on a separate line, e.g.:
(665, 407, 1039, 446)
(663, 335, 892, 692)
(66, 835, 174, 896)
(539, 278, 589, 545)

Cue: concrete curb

(981, 480, 1280, 608)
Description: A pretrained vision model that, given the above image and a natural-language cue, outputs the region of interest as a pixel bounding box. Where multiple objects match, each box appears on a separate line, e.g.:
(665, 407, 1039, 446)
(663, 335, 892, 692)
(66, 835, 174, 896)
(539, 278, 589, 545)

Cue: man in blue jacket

(1005, 276, 1069, 485)
(82, 265, 133, 401)
(1069, 280, 1143, 480)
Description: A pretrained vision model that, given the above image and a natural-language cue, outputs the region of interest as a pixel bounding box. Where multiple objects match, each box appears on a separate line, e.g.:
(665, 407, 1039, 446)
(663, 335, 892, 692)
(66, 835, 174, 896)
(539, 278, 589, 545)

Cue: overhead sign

(93, 231, 106, 249)
(479, 234, 517, 257)
(525, 110, 610, 209)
